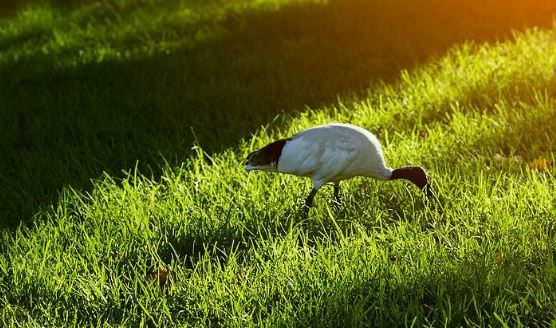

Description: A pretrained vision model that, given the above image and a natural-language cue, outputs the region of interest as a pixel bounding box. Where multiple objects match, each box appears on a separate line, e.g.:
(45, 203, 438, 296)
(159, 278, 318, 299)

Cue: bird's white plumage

(277, 123, 392, 189)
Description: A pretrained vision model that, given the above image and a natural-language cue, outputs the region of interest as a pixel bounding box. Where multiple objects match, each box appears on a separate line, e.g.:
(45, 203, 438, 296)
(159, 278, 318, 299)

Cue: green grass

(1, 0, 556, 326)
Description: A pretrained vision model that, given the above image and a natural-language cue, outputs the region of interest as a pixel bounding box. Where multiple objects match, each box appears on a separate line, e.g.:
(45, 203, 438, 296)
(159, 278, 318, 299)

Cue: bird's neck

(365, 165, 393, 181)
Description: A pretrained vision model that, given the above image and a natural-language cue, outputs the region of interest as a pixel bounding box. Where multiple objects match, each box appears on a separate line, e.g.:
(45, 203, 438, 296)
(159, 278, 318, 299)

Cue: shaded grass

(1, 0, 556, 226)
(1, 7, 556, 325)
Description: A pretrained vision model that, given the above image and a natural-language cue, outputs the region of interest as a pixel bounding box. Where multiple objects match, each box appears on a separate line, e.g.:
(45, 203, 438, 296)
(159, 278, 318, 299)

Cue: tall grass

(1, 0, 555, 225)
(0, 0, 555, 326)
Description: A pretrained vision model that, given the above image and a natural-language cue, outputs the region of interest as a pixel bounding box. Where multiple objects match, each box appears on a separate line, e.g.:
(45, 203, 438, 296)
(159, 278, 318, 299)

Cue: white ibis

(246, 123, 432, 208)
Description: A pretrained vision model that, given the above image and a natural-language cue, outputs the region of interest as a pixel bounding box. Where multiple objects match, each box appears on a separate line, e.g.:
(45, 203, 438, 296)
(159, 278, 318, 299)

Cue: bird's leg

(301, 189, 318, 218)
(333, 182, 340, 204)
(304, 189, 318, 208)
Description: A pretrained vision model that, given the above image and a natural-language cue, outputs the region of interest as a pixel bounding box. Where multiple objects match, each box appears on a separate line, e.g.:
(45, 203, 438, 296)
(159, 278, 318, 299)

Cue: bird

(245, 123, 432, 209)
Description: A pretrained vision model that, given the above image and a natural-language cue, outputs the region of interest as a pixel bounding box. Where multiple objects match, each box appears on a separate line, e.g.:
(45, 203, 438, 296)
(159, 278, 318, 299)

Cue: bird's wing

(278, 137, 323, 177)
(278, 130, 362, 184)
(312, 135, 362, 182)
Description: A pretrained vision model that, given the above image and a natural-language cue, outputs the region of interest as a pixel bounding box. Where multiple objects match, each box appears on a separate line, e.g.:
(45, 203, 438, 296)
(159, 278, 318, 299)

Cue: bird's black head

(245, 139, 288, 172)
(390, 166, 433, 198)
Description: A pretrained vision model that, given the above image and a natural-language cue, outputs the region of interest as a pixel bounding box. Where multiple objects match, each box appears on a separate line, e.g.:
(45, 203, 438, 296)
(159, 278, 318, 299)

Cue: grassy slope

(1, 0, 555, 225)
(1, 0, 556, 326)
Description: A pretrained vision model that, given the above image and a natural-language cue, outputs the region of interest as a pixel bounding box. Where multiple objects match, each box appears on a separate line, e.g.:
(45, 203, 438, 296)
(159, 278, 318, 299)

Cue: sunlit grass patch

(1, 0, 556, 224)
(0, 0, 556, 326)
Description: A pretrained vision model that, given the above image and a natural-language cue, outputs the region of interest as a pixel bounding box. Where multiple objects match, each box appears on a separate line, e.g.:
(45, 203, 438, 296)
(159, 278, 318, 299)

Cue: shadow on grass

(1, 0, 555, 227)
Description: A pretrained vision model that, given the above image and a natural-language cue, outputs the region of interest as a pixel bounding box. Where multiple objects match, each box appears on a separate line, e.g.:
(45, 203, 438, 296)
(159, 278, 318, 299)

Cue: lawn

(0, 0, 555, 326)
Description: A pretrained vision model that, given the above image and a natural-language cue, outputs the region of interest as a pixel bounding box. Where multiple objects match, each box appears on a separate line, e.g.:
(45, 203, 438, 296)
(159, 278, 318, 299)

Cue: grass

(0, 0, 555, 326)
